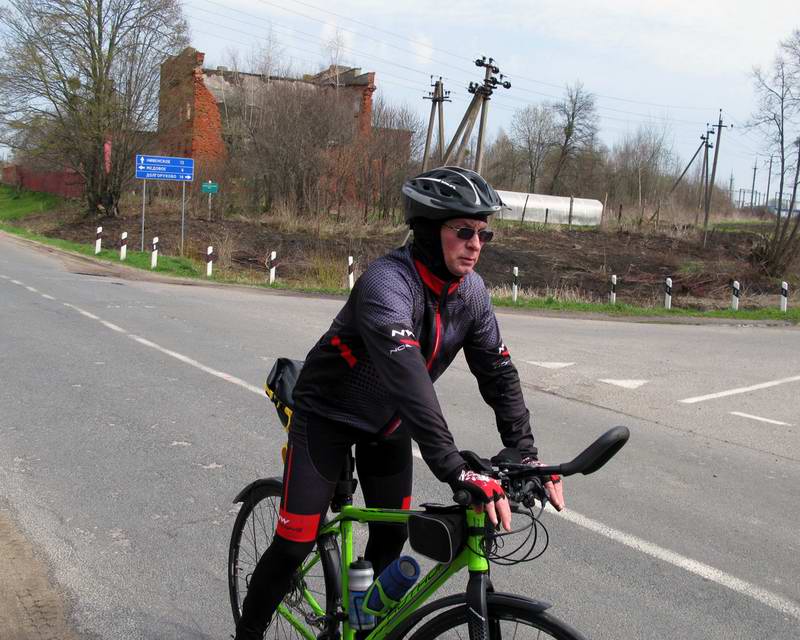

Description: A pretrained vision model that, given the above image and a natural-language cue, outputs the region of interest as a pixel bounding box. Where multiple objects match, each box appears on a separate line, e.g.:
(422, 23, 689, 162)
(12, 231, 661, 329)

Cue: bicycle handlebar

(453, 426, 630, 506)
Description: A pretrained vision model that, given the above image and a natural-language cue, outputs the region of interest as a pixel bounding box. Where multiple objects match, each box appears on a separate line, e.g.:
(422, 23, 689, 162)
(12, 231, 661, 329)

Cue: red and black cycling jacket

(292, 244, 537, 482)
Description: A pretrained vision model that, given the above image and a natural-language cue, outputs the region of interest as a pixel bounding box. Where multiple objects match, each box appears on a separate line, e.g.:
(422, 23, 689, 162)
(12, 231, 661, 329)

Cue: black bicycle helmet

(402, 166, 503, 224)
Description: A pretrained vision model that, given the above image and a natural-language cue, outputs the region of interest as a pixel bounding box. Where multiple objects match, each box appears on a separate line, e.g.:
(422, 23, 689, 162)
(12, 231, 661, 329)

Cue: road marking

(63, 303, 100, 320)
(127, 334, 264, 396)
(0, 274, 9, 279)
(24, 285, 800, 618)
(680, 375, 800, 404)
(11, 279, 22, 285)
(41, 293, 55, 300)
(25, 285, 39, 293)
(100, 320, 126, 333)
(730, 411, 792, 426)
(557, 509, 800, 621)
(524, 361, 575, 369)
(599, 379, 649, 389)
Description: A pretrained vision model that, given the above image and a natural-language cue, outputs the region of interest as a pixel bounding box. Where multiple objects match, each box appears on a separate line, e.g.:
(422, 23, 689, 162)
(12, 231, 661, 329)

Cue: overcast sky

(184, 0, 800, 199)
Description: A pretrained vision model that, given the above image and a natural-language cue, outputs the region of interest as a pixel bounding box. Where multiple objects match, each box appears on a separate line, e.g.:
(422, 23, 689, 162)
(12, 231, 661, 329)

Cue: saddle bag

(264, 358, 304, 431)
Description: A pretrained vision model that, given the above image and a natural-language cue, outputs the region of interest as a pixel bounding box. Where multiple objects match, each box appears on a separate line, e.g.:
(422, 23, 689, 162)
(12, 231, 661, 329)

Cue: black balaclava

(410, 218, 452, 281)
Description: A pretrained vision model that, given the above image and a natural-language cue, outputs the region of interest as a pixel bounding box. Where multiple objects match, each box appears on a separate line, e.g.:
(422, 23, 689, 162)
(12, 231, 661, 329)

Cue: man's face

(440, 217, 489, 277)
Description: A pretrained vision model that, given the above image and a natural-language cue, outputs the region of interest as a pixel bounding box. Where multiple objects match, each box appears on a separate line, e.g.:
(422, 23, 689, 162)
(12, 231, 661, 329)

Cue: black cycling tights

(235, 413, 413, 640)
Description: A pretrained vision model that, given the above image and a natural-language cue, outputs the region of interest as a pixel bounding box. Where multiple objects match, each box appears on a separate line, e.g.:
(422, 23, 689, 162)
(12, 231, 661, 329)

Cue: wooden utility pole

(421, 78, 450, 171)
(696, 131, 709, 224)
(705, 110, 727, 221)
(442, 56, 510, 172)
(765, 155, 774, 209)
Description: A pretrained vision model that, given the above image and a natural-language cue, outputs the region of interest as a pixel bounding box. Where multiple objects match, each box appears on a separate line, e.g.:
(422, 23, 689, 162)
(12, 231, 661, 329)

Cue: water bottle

(364, 556, 420, 616)
(348, 557, 375, 630)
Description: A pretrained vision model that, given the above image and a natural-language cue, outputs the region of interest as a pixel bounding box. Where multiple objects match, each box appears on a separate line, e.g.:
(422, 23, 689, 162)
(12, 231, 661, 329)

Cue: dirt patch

(0, 506, 80, 640)
(16, 204, 798, 309)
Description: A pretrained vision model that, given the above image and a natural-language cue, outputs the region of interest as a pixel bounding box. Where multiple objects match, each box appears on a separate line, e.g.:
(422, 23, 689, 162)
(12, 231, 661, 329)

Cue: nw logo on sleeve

(391, 329, 416, 338)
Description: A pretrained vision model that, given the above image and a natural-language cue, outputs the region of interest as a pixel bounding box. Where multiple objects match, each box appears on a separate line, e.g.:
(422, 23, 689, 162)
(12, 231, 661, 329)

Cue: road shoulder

(0, 504, 80, 640)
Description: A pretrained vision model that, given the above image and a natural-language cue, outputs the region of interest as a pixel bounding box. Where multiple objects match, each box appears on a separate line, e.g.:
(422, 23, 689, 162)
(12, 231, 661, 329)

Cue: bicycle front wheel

(408, 595, 587, 640)
(228, 480, 339, 640)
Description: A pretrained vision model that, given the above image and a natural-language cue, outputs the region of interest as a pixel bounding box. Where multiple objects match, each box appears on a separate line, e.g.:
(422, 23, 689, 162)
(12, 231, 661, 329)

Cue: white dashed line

(41, 293, 55, 300)
(557, 509, 800, 622)
(524, 361, 575, 369)
(11, 279, 22, 285)
(25, 285, 38, 293)
(680, 375, 800, 403)
(11, 276, 799, 619)
(127, 334, 264, 396)
(729, 411, 792, 426)
(100, 320, 126, 333)
(0, 274, 9, 279)
(63, 302, 100, 320)
(598, 379, 649, 389)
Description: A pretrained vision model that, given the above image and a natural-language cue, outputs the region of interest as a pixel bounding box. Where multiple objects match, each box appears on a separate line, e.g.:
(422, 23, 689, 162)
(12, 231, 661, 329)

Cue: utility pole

(696, 128, 712, 224)
(443, 56, 510, 171)
(421, 78, 451, 171)
(765, 155, 774, 210)
(705, 110, 727, 222)
(729, 172, 734, 205)
(749, 157, 758, 208)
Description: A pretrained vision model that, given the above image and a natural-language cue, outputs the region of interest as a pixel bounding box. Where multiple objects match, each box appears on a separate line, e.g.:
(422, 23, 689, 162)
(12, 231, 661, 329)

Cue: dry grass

(489, 283, 602, 305)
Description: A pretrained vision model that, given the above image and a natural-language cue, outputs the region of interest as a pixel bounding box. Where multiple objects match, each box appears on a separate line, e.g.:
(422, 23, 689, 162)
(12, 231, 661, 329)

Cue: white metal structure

(495, 190, 603, 226)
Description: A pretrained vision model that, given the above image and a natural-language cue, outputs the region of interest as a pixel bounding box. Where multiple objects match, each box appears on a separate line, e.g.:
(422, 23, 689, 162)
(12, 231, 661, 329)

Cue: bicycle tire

(228, 481, 340, 639)
(407, 594, 587, 640)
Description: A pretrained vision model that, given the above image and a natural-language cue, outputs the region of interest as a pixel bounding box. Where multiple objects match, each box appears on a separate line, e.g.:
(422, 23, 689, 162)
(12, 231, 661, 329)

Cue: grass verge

(0, 186, 61, 221)
(492, 295, 799, 323)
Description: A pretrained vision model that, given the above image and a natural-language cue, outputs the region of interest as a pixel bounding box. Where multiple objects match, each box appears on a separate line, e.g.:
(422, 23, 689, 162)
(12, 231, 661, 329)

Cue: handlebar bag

(407, 512, 465, 564)
(264, 358, 304, 431)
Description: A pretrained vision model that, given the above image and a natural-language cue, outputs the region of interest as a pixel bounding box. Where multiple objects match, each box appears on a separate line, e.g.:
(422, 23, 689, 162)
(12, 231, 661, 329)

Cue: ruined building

(157, 47, 377, 165)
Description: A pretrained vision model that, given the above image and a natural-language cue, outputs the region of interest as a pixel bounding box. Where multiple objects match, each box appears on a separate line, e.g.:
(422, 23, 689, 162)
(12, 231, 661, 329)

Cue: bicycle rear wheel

(408, 595, 587, 640)
(228, 480, 339, 639)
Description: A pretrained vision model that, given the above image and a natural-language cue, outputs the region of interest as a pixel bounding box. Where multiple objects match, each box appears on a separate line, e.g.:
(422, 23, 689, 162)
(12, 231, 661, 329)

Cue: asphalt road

(1, 232, 798, 639)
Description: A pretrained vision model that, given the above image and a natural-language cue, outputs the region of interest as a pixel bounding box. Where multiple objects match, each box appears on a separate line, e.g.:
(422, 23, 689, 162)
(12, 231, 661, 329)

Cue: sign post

(135, 154, 194, 252)
(202, 180, 218, 221)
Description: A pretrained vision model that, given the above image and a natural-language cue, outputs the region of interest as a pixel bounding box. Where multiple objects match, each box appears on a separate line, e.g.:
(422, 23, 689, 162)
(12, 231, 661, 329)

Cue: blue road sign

(135, 154, 194, 181)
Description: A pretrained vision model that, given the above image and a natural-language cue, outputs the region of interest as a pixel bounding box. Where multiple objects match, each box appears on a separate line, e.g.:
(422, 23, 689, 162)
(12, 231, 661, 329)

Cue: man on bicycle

(235, 166, 564, 639)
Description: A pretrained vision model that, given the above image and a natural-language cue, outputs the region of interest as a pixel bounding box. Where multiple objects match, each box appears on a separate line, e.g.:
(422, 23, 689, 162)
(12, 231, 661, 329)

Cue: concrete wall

(496, 190, 603, 226)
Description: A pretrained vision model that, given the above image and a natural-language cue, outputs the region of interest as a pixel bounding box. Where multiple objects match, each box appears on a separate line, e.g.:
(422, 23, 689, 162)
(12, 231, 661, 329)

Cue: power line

(188, 1, 710, 128)
(274, 0, 714, 111)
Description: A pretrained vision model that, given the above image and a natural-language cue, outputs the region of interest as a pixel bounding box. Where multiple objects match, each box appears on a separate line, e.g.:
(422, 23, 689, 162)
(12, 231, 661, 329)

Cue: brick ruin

(156, 46, 377, 167)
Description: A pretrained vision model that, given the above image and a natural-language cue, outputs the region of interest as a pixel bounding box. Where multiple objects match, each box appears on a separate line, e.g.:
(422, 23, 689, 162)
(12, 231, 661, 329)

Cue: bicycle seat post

(330, 449, 358, 512)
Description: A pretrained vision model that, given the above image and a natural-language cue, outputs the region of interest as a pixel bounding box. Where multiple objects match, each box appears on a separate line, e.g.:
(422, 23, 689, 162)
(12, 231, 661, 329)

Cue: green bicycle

(228, 426, 629, 640)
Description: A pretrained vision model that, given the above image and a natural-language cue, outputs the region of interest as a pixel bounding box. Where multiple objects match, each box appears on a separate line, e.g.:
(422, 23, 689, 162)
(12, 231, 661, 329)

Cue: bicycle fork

(465, 509, 494, 640)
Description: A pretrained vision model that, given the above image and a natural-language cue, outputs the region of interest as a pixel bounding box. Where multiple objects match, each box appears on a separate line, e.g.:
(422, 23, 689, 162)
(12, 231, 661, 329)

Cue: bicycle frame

(276, 504, 489, 640)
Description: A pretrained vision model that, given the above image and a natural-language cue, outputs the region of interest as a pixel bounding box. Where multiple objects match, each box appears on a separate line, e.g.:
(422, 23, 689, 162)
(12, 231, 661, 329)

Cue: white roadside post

(610, 275, 617, 305)
(731, 280, 740, 311)
(95, 226, 103, 254)
(120, 232, 128, 261)
(267, 251, 277, 285)
(150, 236, 158, 269)
(348, 256, 355, 290)
(664, 277, 673, 310)
(512, 266, 519, 303)
(206, 246, 214, 277)
(780, 281, 788, 312)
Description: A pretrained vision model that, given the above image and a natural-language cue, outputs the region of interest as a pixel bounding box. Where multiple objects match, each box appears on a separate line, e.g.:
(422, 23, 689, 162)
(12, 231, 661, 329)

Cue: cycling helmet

(402, 166, 503, 224)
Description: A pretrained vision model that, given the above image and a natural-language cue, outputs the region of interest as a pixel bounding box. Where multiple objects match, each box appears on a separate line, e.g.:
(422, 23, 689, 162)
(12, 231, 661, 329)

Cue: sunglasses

(443, 224, 494, 244)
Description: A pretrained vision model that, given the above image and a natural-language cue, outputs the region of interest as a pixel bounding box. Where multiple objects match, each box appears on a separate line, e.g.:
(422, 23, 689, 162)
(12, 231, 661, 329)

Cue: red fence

(1, 165, 85, 198)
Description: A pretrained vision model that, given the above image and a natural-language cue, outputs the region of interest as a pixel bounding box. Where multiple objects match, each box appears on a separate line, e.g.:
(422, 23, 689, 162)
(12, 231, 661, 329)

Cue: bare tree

(548, 82, 598, 195)
(749, 35, 800, 274)
(511, 104, 557, 193)
(0, 0, 188, 216)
